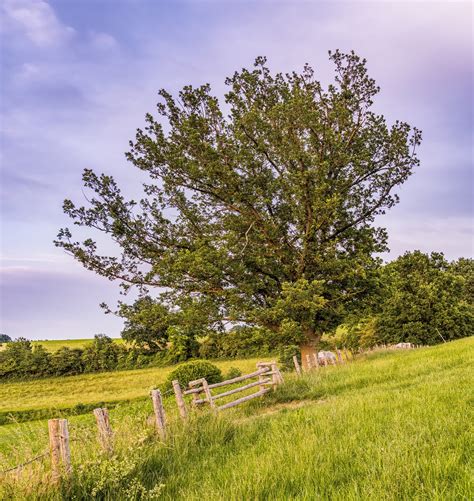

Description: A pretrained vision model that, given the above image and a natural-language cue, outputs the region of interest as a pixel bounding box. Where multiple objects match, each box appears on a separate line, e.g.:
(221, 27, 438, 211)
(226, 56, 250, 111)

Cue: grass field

(0, 338, 125, 352)
(1, 338, 473, 500)
(30, 338, 124, 351)
(0, 357, 268, 417)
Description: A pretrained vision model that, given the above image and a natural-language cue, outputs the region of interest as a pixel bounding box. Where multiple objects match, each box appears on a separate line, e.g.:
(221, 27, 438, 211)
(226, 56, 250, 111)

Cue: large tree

(56, 51, 421, 365)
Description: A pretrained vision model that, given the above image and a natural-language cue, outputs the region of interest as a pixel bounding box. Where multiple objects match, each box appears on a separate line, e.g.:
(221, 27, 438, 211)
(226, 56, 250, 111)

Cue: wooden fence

(1, 361, 283, 482)
(180, 361, 283, 412)
(3, 345, 422, 482)
(296, 343, 422, 373)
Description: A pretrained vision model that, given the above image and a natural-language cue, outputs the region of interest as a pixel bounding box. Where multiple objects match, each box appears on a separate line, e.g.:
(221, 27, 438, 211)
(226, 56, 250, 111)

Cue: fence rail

(178, 361, 283, 412)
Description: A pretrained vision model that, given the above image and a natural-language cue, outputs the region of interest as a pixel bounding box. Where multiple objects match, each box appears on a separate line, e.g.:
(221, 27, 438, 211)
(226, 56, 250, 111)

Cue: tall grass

(1, 338, 472, 500)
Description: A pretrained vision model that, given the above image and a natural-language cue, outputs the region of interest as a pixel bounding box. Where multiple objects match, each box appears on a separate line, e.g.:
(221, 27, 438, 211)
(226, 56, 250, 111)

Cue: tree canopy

(56, 51, 421, 352)
(375, 252, 474, 345)
(336, 252, 474, 348)
(0, 334, 12, 343)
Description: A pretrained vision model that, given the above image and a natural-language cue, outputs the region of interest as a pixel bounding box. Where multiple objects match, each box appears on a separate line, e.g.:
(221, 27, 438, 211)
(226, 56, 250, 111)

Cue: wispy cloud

(0, 0, 472, 339)
(1, 0, 75, 47)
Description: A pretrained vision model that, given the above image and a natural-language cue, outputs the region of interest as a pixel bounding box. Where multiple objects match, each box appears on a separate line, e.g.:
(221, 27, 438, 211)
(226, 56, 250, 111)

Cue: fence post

(312, 353, 320, 369)
(59, 419, 71, 477)
(336, 350, 344, 364)
(305, 354, 313, 371)
(172, 380, 188, 420)
(191, 388, 201, 406)
(344, 347, 350, 361)
(48, 419, 61, 483)
(151, 390, 166, 439)
(293, 355, 301, 376)
(276, 364, 284, 383)
(257, 372, 266, 392)
(201, 379, 215, 408)
(256, 364, 269, 391)
(48, 418, 71, 482)
(93, 408, 113, 455)
(269, 362, 278, 390)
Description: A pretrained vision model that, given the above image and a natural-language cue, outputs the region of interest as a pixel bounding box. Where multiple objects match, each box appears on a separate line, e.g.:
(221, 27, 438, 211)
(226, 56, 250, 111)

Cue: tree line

(2, 251, 471, 381)
(118, 250, 474, 355)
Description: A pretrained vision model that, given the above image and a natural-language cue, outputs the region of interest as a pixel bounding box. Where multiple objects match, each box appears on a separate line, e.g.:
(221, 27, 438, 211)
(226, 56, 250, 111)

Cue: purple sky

(1, 0, 473, 340)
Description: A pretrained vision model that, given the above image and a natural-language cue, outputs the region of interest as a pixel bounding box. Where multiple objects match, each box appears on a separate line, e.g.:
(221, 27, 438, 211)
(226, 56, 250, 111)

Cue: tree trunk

(300, 328, 320, 371)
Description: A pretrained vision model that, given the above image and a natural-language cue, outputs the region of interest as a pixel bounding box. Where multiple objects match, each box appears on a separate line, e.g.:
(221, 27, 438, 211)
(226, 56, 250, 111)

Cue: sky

(0, 0, 473, 340)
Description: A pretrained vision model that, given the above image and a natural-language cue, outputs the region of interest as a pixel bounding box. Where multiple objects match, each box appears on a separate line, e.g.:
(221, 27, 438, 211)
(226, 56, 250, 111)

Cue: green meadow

(0, 357, 267, 422)
(30, 338, 124, 352)
(1, 338, 472, 500)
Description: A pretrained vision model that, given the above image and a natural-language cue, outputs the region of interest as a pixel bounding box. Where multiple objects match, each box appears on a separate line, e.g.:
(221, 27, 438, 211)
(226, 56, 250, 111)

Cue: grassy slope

(1, 338, 473, 500)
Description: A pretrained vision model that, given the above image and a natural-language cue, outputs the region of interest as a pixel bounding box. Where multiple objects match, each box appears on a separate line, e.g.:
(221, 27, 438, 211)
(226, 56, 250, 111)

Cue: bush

(50, 347, 84, 376)
(224, 367, 242, 380)
(0, 338, 52, 379)
(82, 334, 122, 372)
(198, 333, 221, 359)
(164, 360, 222, 391)
(165, 326, 200, 364)
(0, 334, 11, 343)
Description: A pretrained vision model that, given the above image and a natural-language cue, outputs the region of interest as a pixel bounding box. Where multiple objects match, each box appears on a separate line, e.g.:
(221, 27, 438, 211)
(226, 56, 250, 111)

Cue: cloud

(89, 32, 119, 51)
(0, 0, 472, 339)
(1, 0, 75, 48)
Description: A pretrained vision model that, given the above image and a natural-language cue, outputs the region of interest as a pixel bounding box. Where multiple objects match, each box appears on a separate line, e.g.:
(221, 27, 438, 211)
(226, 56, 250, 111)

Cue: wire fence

(1, 451, 49, 475)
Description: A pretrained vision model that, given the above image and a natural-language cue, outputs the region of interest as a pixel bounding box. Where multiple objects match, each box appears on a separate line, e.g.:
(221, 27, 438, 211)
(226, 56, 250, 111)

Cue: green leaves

(56, 52, 422, 344)
(346, 252, 474, 346)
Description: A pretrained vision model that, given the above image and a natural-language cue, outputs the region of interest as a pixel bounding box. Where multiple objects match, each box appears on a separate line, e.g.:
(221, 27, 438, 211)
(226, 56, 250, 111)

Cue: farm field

(1, 338, 473, 500)
(31, 338, 124, 351)
(0, 338, 125, 352)
(0, 357, 267, 414)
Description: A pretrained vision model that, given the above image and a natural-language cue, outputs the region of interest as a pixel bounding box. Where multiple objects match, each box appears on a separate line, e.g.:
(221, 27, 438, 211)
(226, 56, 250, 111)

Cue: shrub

(165, 326, 200, 364)
(224, 367, 242, 380)
(50, 347, 84, 376)
(164, 360, 222, 391)
(0, 338, 52, 379)
(0, 334, 11, 343)
(81, 334, 117, 372)
(198, 333, 221, 359)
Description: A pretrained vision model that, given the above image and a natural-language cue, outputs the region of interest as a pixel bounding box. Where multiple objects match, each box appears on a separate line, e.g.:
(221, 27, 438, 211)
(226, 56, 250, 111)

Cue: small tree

(118, 297, 172, 352)
(82, 334, 121, 372)
(0, 334, 12, 344)
(56, 51, 421, 360)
